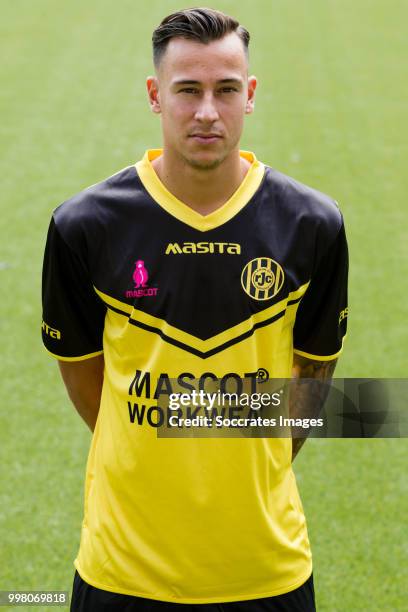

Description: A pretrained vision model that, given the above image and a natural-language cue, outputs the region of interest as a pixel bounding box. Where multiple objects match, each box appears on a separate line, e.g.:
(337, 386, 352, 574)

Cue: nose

(194, 92, 219, 123)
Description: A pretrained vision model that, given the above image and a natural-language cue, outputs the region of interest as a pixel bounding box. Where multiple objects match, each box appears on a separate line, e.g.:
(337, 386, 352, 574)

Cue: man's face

(147, 33, 257, 170)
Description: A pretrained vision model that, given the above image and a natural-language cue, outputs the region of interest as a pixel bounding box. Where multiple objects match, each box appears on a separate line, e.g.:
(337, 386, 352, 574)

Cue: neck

(151, 148, 251, 215)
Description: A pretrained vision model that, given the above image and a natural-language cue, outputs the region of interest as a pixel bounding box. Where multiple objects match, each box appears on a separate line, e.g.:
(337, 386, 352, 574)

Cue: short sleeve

(293, 218, 349, 360)
(41, 217, 106, 361)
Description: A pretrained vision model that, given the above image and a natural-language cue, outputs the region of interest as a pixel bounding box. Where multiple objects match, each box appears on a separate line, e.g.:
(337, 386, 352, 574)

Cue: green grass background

(0, 0, 407, 610)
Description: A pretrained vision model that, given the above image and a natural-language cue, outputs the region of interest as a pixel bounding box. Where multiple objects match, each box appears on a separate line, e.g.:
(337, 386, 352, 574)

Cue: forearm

(290, 354, 337, 461)
(58, 354, 104, 432)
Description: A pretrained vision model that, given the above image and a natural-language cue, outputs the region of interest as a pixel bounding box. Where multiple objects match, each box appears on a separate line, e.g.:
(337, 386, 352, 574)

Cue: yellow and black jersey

(41, 150, 348, 603)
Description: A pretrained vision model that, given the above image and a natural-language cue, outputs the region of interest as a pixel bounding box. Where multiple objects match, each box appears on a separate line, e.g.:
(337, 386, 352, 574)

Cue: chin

(184, 151, 227, 171)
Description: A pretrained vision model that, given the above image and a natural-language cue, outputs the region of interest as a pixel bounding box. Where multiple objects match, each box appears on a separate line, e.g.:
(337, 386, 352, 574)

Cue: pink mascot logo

(125, 259, 158, 299)
(133, 260, 149, 288)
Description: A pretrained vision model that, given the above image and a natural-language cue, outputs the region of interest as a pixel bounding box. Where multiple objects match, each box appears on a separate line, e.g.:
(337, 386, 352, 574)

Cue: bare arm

(58, 354, 104, 432)
(290, 354, 337, 461)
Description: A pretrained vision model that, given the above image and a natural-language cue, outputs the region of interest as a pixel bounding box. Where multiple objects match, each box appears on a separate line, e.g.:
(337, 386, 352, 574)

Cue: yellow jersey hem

(44, 347, 104, 362)
(293, 334, 347, 361)
(73, 560, 313, 604)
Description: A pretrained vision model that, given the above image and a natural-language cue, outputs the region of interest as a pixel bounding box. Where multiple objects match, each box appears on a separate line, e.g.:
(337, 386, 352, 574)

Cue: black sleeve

(293, 219, 349, 360)
(41, 217, 106, 360)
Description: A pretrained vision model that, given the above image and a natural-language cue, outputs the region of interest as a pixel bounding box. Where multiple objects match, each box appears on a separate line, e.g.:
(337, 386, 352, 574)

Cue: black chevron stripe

(127, 309, 287, 358)
(103, 294, 304, 358)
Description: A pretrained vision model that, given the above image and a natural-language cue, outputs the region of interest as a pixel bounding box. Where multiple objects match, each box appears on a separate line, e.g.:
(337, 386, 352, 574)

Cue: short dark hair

(152, 7, 250, 67)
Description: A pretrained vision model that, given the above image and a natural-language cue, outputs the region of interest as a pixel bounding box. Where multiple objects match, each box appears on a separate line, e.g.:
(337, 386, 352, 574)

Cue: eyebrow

(172, 78, 243, 86)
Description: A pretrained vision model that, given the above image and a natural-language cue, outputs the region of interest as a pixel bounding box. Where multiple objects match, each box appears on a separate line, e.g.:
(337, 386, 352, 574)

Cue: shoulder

(52, 165, 142, 247)
(261, 165, 344, 242)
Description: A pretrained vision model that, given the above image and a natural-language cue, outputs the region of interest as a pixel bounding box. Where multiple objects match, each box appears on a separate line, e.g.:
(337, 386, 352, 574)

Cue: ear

(146, 76, 161, 114)
(245, 75, 257, 114)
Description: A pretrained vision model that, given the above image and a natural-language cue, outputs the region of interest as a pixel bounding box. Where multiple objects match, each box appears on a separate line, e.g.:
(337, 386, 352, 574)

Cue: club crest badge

(241, 258, 284, 301)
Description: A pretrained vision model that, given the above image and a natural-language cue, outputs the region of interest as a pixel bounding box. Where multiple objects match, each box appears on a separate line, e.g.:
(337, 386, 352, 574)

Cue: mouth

(189, 133, 223, 145)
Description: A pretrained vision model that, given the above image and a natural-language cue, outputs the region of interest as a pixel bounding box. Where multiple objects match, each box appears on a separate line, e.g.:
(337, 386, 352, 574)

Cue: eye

(179, 88, 200, 94)
(218, 87, 238, 94)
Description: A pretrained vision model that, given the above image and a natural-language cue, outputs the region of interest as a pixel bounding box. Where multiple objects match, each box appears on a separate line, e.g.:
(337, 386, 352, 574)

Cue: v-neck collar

(135, 149, 265, 232)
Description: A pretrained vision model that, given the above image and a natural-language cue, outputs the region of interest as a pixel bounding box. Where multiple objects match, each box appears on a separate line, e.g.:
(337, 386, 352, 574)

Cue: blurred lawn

(0, 1, 407, 610)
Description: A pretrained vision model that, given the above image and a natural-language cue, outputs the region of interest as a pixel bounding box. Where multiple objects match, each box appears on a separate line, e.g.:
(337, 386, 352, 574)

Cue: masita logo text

(41, 320, 61, 340)
(165, 242, 241, 255)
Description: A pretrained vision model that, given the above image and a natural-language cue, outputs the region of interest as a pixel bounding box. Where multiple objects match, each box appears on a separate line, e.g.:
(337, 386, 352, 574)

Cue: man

(41, 7, 348, 611)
